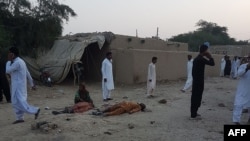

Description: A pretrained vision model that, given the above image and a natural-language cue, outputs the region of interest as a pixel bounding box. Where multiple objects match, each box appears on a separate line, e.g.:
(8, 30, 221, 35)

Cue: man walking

(147, 57, 157, 98)
(101, 52, 114, 101)
(232, 60, 250, 125)
(181, 55, 193, 93)
(190, 44, 215, 119)
(6, 47, 40, 124)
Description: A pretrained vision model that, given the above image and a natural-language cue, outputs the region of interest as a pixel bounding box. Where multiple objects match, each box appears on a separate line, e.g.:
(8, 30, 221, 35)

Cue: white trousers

(147, 87, 155, 96)
(233, 67, 238, 78)
(220, 69, 224, 77)
(182, 77, 192, 91)
(233, 105, 250, 123)
(102, 83, 111, 100)
(12, 99, 39, 120)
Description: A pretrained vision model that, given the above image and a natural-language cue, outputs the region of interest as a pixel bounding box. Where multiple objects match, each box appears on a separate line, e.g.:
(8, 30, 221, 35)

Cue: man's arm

(238, 63, 249, 77)
(84, 92, 93, 104)
(101, 61, 107, 81)
(6, 61, 18, 74)
(148, 64, 153, 82)
(203, 52, 215, 66)
(26, 69, 34, 86)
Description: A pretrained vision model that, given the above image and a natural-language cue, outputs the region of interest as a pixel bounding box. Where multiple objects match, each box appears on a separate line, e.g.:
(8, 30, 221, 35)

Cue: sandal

(13, 120, 24, 124)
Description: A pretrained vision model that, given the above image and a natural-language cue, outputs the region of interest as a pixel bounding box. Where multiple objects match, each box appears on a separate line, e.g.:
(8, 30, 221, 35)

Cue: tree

(0, 0, 76, 57)
(169, 20, 248, 51)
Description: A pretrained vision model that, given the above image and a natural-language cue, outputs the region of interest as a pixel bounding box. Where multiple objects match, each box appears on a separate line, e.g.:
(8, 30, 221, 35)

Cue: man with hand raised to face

(6, 47, 40, 124)
(190, 43, 215, 120)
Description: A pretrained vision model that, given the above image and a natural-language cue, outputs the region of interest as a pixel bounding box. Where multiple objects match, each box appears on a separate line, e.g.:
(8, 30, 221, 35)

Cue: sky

(59, 0, 250, 41)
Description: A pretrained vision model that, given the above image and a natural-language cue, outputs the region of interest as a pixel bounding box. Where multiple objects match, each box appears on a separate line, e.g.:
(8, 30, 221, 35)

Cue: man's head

(241, 57, 248, 64)
(247, 55, 250, 62)
(234, 56, 238, 60)
(139, 103, 146, 111)
(9, 46, 19, 57)
(187, 55, 192, 60)
(79, 82, 86, 91)
(199, 44, 208, 54)
(152, 57, 157, 64)
(106, 52, 112, 60)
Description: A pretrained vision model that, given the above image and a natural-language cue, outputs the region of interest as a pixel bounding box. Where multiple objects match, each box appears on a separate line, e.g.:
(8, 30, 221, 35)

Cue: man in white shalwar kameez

(232, 60, 250, 125)
(231, 56, 237, 78)
(147, 57, 157, 97)
(220, 56, 226, 77)
(101, 52, 114, 101)
(232, 57, 241, 79)
(181, 55, 193, 92)
(6, 47, 40, 124)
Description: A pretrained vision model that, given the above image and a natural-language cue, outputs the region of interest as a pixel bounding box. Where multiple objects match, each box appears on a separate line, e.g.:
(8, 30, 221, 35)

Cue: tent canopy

(24, 32, 114, 83)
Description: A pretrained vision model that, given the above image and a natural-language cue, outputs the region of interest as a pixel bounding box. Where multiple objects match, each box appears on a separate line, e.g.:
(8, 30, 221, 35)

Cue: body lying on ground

(52, 83, 94, 115)
(93, 101, 146, 116)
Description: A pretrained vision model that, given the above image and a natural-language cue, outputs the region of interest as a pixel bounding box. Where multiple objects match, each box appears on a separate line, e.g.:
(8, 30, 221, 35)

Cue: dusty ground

(0, 76, 248, 141)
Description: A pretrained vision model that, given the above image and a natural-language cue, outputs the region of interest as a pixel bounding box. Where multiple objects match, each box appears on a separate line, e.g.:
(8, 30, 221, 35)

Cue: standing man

(231, 56, 237, 78)
(232, 56, 241, 79)
(232, 60, 250, 125)
(73, 61, 84, 85)
(220, 55, 226, 77)
(147, 57, 157, 98)
(181, 55, 193, 93)
(101, 52, 114, 101)
(190, 44, 215, 119)
(6, 47, 40, 124)
(224, 55, 231, 77)
(0, 53, 11, 103)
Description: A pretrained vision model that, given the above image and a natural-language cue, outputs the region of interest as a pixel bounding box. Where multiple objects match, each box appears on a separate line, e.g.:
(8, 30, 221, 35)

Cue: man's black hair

(199, 44, 208, 53)
(152, 57, 157, 61)
(9, 47, 19, 57)
(139, 103, 146, 111)
(106, 52, 112, 57)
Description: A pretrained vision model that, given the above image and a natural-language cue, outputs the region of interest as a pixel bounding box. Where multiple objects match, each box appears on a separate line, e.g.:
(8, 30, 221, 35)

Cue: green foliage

(0, 23, 11, 48)
(169, 20, 248, 51)
(0, 0, 76, 57)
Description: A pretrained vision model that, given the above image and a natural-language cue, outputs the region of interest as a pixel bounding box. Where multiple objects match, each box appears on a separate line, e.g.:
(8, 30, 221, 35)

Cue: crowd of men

(220, 55, 241, 79)
(1, 43, 250, 125)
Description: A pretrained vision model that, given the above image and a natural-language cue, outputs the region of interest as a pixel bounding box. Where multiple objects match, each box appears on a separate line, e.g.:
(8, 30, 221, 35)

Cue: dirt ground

(0, 76, 249, 141)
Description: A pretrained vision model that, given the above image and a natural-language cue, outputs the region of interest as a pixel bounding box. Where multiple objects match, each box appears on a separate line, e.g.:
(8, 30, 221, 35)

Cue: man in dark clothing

(224, 55, 231, 77)
(0, 53, 11, 103)
(190, 44, 215, 119)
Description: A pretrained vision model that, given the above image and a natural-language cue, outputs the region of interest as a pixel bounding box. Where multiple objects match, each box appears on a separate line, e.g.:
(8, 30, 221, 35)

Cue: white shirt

(101, 58, 114, 90)
(147, 62, 156, 89)
(187, 59, 193, 78)
(234, 63, 250, 107)
(221, 58, 226, 70)
(6, 57, 34, 104)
